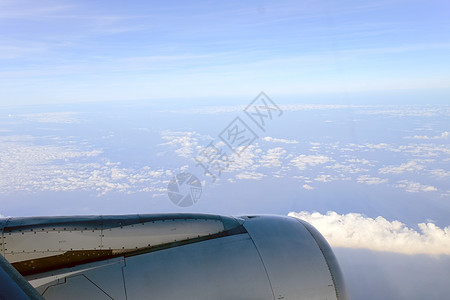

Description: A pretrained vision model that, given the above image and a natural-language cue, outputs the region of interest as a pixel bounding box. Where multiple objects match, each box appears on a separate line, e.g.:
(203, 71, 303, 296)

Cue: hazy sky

(1, 102, 449, 299)
(1, 0, 450, 105)
(1, 1, 450, 299)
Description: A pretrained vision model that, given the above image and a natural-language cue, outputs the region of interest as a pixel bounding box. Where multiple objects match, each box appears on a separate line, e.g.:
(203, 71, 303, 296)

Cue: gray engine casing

(1, 214, 349, 300)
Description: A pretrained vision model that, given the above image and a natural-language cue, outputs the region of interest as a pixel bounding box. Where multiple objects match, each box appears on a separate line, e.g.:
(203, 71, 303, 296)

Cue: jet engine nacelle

(0, 214, 349, 300)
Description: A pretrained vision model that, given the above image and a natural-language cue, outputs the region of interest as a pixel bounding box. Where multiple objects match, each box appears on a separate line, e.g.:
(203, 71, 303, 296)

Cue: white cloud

(302, 184, 315, 190)
(340, 142, 450, 159)
(290, 154, 332, 170)
(410, 131, 449, 140)
(160, 130, 203, 158)
(0, 140, 169, 196)
(161, 104, 360, 115)
(157, 128, 449, 191)
(430, 169, 450, 178)
(281, 104, 359, 111)
(293, 175, 310, 180)
(379, 160, 425, 174)
(358, 143, 390, 150)
(400, 145, 450, 157)
(226, 144, 258, 172)
(441, 131, 450, 139)
(314, 174, 333, 182)
(326, 163, 368, 174)
(235, 171, 265, 180)
(347, 158, 372, 165)
(394, 180, 438, 193)
(262, 136, 298, 144)
(357, 175, 388, 185)
(358, 107, 450, 117)
(289, 211, 450, 255)
(14, 112, 82, 124)
(157, 105, 244, 114)
(260, 147, 286, 168)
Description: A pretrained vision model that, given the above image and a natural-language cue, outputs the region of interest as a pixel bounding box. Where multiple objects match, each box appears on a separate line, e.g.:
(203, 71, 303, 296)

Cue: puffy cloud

(313, 174, 350, 183)
(159, 130, 202, 158)
(302, 184, 314, 190)
(235, 171, 265, 180)
(441, 131, 450, 139)
(289, 211, 450, 255)
(430, 169, 450, 178)
(159, 128, 449, 198)
(357, 175, 388, 185)
(396, 144, 450, 157)
(290, 154, 332, 170)
(347, 158, 372, 165)
(314, 174, 333, 182)
(410, 131, 449, 140)
(356, 143, 390, 150)
(379, 160, 425, 174)
(260, 147, 287, 168)
(226, 144, 258, 173)
(262, 136, 298, 144)
(0, 141, 169, 196)
(343, 143, 450, 159)
(326, 163, 368, 174)
(394, 180, 438, 193)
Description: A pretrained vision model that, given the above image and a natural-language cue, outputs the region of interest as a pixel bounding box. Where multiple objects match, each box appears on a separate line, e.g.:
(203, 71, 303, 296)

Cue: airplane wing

(0, 253, 45, 300)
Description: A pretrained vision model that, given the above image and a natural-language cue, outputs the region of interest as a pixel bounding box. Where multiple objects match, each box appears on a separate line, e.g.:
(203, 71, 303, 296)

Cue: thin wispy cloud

(235, 171, 265, 180)
(0, 0, 449, 105)
(379, 160, 425, 174)
(430, 169, 450, 178)
(262, 136, 298, 144)
(326, 162, 368, 174)
(0, 0, 74, 20)
(409, 131, 449, 140)
(394, 180, 438, 193)
(13, 112, 82, 124)
(357, 175, 388, 185)
(290, 154, 333, 170)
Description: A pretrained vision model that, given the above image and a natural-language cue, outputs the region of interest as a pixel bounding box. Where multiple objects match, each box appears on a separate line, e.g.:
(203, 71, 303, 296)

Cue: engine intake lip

(295, 218, 350, 300)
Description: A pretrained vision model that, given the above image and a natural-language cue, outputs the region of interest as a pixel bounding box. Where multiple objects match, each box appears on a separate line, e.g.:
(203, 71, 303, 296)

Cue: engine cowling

(1, 214, 349, 300)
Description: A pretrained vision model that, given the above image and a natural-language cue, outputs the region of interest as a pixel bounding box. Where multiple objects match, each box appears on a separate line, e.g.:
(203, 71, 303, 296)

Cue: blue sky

(1, 0, 450, 105)
(1, 2, 450, 299)
(1, 102, 449, 299)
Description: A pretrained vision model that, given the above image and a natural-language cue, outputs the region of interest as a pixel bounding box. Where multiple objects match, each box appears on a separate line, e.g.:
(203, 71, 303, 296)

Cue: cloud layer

(289, 211, 450, 255)
(160, 124, 449, 197)
(0, 137, 169, 196)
